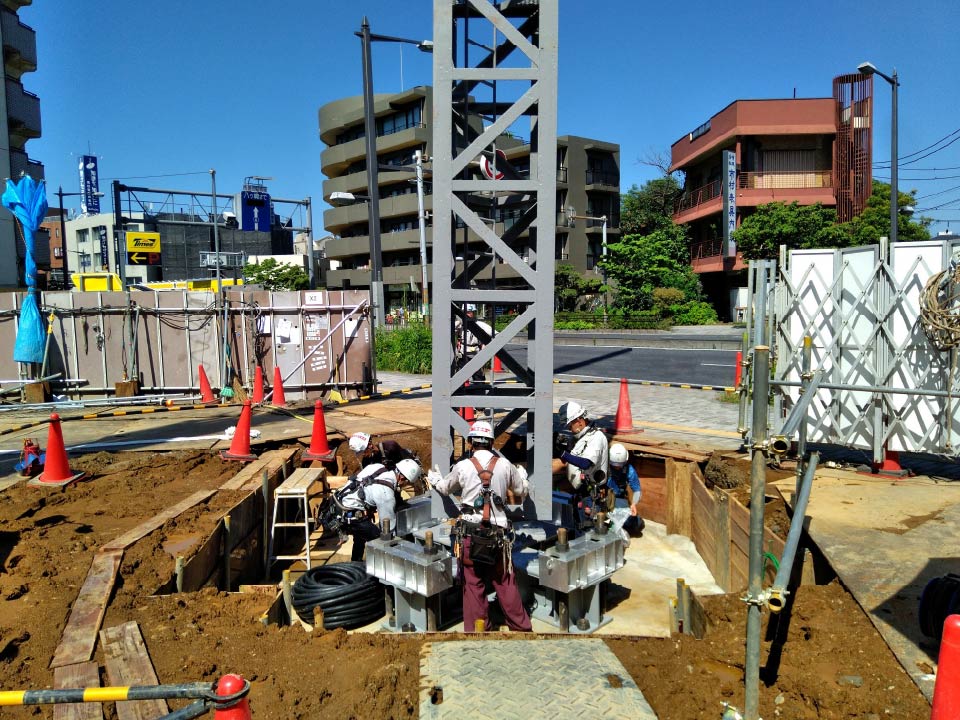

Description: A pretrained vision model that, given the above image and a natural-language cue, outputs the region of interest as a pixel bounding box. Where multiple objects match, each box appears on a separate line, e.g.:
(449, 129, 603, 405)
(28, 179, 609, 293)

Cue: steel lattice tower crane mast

(431, 0, 558, 519)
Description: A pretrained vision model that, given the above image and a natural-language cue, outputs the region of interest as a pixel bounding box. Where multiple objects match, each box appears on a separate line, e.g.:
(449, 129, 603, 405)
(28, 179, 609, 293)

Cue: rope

(920, 265, 960, 449)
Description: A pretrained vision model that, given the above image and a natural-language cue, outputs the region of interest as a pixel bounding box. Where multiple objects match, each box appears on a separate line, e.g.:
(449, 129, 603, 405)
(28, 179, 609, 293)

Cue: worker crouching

(428, 420, 532, 633)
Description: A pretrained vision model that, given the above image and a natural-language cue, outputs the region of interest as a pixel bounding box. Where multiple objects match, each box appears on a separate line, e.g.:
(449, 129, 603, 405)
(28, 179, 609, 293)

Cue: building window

(53, 247, 63, 258)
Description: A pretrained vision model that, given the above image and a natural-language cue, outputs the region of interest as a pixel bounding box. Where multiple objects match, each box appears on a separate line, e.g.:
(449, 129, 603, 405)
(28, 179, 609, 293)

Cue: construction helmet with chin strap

(348, 432, 371, 453)
(468, 420, 494, 442)
(395, 458, 422, 486)
(609, 443, 629, 467)
(558, 401, 587, 427)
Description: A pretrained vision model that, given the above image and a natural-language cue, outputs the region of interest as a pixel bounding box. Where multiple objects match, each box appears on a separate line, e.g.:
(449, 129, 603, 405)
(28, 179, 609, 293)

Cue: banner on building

(78, 155, 100, 215)
(722, 150, 737, 257)
(97, 226, 109, 270)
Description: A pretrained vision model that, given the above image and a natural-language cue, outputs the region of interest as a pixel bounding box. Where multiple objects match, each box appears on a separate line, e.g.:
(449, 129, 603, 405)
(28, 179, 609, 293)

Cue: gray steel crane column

(431, 0, 558, 519)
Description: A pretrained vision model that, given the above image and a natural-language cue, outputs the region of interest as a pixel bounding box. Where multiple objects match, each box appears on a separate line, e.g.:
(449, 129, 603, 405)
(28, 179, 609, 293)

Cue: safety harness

(453, 455, 513, 573)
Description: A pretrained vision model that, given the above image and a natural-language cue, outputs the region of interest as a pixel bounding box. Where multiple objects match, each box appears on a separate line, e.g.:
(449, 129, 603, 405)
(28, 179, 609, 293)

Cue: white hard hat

(610, 443, 629, 466)
(559, 401, 586, 427)
(348, 432, 371, 453)
(395, 458, 422, 485)
(468, 420, 494, 441)
(465, 304, 477, 312)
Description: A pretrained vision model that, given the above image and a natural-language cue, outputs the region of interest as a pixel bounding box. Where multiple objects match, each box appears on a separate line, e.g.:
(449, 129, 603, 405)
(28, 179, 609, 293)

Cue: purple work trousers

(461, 535, 532, 632)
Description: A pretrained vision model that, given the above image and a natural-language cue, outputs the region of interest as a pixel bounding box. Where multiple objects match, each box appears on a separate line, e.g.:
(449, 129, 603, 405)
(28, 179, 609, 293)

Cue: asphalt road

(503, 343, 738, 387)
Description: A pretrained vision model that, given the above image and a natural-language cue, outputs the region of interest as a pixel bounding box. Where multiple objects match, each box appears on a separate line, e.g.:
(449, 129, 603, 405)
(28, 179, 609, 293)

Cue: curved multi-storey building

(318, 85, 620, 315)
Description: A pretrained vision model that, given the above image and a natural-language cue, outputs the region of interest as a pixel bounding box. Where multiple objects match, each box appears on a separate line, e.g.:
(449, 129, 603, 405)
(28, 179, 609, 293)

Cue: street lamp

(56, 186, 104, 289)
(356, 16, 432, 329)
(566, 206, 609, 320)
(858, 61, 900, 244)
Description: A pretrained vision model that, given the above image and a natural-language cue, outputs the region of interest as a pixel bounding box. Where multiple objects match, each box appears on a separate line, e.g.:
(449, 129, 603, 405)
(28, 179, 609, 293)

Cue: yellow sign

(125, 231, 161, 253)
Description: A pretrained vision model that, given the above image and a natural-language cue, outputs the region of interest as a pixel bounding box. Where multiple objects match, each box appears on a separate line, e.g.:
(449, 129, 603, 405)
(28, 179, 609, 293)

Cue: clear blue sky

(24, 1, 960, 235)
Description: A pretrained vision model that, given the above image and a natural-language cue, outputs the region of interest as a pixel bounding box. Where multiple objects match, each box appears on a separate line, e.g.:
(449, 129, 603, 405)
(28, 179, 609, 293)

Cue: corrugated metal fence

(0, 288, 373, 400)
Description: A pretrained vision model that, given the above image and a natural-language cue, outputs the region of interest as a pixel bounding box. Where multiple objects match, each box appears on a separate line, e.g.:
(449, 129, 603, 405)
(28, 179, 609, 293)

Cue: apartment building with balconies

(0, 0, 43, 288)
(318, 85, 620, 314)
(670, 74, 873, 316)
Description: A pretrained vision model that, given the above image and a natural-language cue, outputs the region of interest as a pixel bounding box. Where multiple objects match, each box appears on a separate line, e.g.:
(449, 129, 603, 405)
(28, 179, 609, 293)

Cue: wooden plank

(51, 551, 122, 669)
(100, 622, 168, 720)
(636, 459, 667, 525)
(714, 492, 731, 591)
(53, 662, 103, 720)
(687, 587, 710, 640)
(179, 523, 224, 592)
(101, 490, 216, 551)
(617, 440, 709, 463)
(665, 459, 693, 537)
(221, 448, 297, 491)
(275, 467, 325, 495)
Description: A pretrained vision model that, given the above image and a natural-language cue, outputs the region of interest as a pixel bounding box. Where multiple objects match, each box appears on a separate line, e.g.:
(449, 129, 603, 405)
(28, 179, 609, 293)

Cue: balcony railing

(9, 149, 42, 180)
(691, 238, 725, 260)
(675, 179, 722, 213)
(585, 169, 619, 186)
(5, 77, 40, 136)
(557, 166, 567, 183)
(1, 11, 36, 68)
(738, 170, 832, 190)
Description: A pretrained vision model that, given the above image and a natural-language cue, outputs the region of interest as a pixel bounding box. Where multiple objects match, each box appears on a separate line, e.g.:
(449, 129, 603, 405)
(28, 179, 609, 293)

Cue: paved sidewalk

(376, 370, 743, 452)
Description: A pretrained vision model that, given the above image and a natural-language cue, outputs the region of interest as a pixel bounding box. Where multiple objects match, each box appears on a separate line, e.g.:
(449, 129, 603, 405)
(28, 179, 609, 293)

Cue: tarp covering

(3, 176, 48, 363)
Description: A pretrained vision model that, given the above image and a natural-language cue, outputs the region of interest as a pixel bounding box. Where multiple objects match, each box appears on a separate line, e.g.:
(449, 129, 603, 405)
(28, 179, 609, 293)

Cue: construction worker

(337, 458, 422, 561)
(427, 420, 532, 633)
(551, 400, 609, 494)
(607, 443, 644, 536)
(348, 431, 418, 473)
(454, 304, 492, 381)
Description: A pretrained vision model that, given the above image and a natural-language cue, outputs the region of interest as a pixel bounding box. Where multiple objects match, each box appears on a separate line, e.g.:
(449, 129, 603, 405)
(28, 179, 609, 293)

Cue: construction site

(2, 1, 960, 719)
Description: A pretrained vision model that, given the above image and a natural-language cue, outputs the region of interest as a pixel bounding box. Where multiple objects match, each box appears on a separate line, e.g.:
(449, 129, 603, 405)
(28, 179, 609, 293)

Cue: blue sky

(24, 1, 960, 235)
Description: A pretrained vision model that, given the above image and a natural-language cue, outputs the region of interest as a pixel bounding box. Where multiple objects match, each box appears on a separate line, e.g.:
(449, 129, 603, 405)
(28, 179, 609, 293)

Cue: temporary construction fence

(747, 238, 960, 462)
(0, 288, 373, 401)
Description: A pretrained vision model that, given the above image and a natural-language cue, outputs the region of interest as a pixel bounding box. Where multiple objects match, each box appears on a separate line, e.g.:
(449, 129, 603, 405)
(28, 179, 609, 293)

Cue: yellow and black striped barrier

(0, 680, 217, 706)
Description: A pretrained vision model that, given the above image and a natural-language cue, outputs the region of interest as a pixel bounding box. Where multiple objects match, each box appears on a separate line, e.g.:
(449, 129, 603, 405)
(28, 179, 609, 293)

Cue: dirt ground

(0, 432, 932, 718)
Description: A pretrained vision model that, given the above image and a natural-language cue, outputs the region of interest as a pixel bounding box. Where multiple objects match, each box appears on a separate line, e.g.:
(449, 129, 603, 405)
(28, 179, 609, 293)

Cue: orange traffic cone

(933, 614, 960, 719)
(252, 366, 264, 404)
(271, 366, 287, 407)
(31, 413, 85, 487)
(460, 380, 475, 421)
(198, 364, 217, 405)
(493, 354, 503, 373)
(213, 674, 251, 720)
(613, 377, 640, 434)
(220, 401, 257, 462)
(302, 400, 335, 462)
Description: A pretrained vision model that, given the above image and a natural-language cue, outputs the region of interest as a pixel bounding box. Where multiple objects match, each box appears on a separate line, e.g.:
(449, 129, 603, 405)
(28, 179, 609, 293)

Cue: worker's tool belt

(456, 520, 507, 568)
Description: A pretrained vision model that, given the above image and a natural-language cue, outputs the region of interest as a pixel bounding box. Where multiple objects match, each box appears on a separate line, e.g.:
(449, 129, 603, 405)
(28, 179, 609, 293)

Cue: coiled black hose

(291, 561, 385, 630)
(919, 573, 960, 639)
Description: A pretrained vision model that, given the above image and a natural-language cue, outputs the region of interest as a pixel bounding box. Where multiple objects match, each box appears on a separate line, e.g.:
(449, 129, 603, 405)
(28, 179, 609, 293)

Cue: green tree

(243, 258, 310, 291)
(733, 202, 846, 259)
(620, 176, 682, 236)
(600, 224, 702, 311)
(555, 263, 602, 311)
(836, 180, 931, 245)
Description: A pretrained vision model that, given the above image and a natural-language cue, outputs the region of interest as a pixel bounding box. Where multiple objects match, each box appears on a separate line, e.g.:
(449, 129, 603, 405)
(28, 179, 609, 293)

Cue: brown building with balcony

(0, 0, 43, 289)
(670, 75, 873, 318)
(318, 86, 620, 315)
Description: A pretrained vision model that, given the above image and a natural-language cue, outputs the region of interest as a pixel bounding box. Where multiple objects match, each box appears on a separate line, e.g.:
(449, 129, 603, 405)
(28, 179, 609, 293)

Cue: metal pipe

(737, 331, 750, 436)
(415, 149, 430, 320)
(769, 369, 823, 454)
(768, 452, 820, 614)
(771, 378, 960, 399)
(796, 336, 813, 496)
(744, 345, 769, 720)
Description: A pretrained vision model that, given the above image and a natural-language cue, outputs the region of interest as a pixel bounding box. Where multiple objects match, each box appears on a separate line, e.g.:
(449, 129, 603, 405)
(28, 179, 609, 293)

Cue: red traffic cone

(271, 366, 287, 407)
(613, 378, 640, 434)
(252, 366, 264, 404)
(31, 413, 85, 487)
(493, 354, 503, 373)
(460, 380, 475, 421)
(303, 400, 335, 462)
(198, 364, 217, 405)
(220, 401, 257, 462)
(933, 614, 960, 719)
(213, 674, 251, 720)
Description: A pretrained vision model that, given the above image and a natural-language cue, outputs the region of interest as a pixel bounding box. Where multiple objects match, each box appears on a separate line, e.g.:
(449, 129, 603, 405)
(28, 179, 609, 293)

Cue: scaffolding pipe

(737, 331, 750, 436)
(744, 344, 770, 720)
(767, 451, 820, 614)
(796, 336, 813, 497)
(769, 369, 823, 454)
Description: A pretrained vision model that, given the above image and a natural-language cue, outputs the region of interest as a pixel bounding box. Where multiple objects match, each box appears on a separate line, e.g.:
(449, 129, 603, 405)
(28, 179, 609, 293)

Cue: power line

(875, 126, 960, 168)
(875, 174, 960, 182)
(101, 171, 210, 182)
(916, 183, 960, 201)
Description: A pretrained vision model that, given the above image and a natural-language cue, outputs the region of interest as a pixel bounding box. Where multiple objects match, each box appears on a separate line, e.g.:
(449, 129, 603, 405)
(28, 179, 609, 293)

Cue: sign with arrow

(128, 251, 162, 265)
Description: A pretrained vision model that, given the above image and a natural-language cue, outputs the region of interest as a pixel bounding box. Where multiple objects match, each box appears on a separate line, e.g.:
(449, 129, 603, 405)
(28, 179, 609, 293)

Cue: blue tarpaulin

(3, 176, 48, 364)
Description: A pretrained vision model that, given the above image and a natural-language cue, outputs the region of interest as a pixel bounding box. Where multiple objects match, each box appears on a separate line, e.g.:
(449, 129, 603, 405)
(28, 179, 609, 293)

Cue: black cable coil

(919, 573, 960, 639)
(291, 561, 384, 630)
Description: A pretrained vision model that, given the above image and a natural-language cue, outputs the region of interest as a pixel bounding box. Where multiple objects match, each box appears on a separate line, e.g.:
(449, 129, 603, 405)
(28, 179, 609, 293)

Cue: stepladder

(268, 467, 327, 570)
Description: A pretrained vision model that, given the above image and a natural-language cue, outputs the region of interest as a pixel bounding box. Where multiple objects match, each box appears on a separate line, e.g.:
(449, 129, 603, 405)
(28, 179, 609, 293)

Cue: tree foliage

(600, 224, 703, 311)
(555, 263, 603, 311)
(734, 181, 932, 259)
(620, 176, 683, 236)
(243, 258, 310, 291)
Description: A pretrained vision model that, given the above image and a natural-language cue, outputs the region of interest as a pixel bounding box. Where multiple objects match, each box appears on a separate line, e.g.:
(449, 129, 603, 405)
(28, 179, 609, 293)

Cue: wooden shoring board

(221, 447, 298, 491)
(51, 551, 122, 669)
(616, 440, 709, 463)
(665, 459, 693, 537)
(53, 662, 103, 720)
(100, 490, 216, 552)
(100, 622, 168, 720)
(690, 476, 716, 575)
